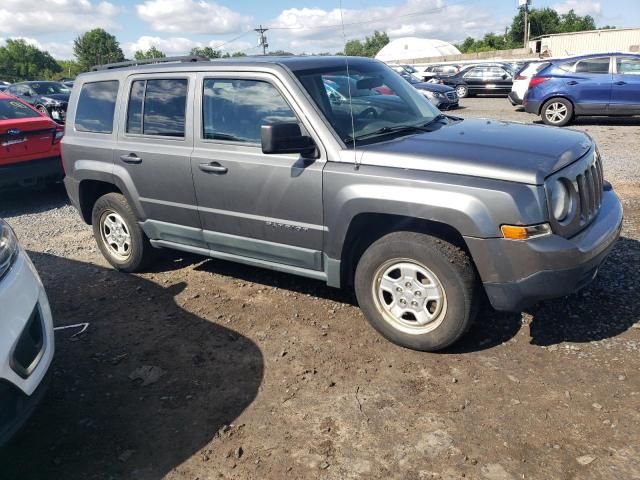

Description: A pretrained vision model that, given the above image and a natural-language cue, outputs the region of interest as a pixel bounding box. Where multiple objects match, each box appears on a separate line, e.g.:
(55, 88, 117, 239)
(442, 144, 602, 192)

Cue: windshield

(30, 82, 70, 95)
(295, 62, 440, 146)
(0, 99, 40, 120)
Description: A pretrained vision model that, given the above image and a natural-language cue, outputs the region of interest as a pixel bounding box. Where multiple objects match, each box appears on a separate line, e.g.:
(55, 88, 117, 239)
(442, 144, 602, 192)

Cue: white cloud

(122, 35, 253, 58)
(137, 0, 252, 34)
(0, 0, 121, 36)
(553, 0, 602, 17)
(268, 0, 507, 53)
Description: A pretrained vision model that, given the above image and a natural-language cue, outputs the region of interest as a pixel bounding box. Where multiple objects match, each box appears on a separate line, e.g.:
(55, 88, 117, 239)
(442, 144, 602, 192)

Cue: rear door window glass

(75, 81, 119, 134)
(575, 57, 610, 74)
(202, 79, 297, 144)
(0, 99, 40, 120)
(617, 57, 640, 75)
(126, 79, 188, 137)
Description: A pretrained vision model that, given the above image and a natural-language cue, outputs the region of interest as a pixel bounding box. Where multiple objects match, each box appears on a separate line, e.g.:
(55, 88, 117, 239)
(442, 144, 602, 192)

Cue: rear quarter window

(0, 99, 40, 120)
(75, 81, 119, 134)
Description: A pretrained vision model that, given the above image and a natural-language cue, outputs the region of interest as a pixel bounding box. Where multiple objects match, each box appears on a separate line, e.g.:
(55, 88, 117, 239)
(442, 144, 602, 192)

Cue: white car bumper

(0, 249, 54, 443)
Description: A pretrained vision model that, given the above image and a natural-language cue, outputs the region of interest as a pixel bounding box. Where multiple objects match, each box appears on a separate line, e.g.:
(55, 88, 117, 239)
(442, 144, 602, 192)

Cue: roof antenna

(339, 0, 359, 170)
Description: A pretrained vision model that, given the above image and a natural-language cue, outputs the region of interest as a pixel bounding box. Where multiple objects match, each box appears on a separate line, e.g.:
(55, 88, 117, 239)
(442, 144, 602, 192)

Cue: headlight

(549, 179, 572, 222)
(421, 90, 436, 99)
(42, 97, 60, 106)
(0, 220, 19, 280)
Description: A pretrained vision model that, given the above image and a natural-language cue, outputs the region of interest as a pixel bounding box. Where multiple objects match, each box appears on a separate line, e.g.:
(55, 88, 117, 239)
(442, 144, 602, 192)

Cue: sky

(0, 0, 638, 60)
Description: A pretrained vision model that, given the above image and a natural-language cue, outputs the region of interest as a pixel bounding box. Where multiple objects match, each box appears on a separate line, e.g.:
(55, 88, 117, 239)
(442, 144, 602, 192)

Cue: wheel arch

(539, 95, 575, 116)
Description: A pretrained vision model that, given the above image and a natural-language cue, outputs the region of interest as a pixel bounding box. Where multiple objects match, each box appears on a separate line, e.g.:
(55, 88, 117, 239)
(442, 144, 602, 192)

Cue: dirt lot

(1, 98, 639, 480)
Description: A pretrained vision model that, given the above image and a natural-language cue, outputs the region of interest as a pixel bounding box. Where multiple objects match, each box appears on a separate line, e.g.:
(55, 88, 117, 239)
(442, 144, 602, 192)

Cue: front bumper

(465, 189, 624, 311)
(508, 91, 522, 106)
(0, 157, 64, 190)
(0, 250, 54, 445)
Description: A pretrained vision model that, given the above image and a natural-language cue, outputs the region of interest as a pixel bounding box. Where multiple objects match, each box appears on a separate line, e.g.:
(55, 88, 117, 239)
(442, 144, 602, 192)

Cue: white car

(508, 61, 548, 106)
(0, 219, 54, 445)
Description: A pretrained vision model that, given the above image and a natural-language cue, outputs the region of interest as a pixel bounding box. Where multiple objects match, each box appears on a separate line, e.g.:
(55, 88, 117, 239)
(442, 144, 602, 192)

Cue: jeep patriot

(61, 56, 623, 351)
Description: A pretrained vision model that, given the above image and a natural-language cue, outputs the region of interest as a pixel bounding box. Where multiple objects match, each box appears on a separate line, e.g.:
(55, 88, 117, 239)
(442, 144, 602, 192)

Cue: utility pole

(255, 25, 269, 55)
(522, 0, 531, 48)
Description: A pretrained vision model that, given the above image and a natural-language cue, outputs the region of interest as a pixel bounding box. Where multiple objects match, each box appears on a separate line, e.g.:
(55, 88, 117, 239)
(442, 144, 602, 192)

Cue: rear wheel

(455, 85, 468, 98)
(354, 232, 478, 352)
(92, 193, 154, 272)
(541, 98, 573, 126)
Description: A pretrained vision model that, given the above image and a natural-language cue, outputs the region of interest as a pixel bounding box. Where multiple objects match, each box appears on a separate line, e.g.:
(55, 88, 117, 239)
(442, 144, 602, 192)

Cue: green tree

(343, 31, 389, 57)
(559, 10, 596, 33)
(133, 46, 166, 60)
(0, 39, 61, 82)
(54, 60, 84, 79)
(190, 46, 222, 59)
(73, 28, 125, 70)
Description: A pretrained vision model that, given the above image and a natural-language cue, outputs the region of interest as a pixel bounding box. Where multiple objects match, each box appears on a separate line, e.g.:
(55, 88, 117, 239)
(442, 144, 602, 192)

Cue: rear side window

(575, 57, 610, 74)
(75, 81, 119, 134)
(617, 57, 640, 75)
(126, 79, 188, 137)
(0, 99, 39, 120)
(202, 79, 297, 144)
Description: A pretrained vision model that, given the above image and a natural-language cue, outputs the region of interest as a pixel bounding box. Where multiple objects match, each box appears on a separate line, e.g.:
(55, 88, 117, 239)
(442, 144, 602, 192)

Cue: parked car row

(4, 82, 70, 124)
(428, 63, 516, 98)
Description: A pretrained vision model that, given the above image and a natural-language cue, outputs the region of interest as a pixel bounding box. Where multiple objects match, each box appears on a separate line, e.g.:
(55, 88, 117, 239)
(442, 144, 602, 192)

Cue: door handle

(567, 80, 579, 85)
(120, 153, 142, 164)
(614, 81, 627, 86)
(199, 162, 228, 174)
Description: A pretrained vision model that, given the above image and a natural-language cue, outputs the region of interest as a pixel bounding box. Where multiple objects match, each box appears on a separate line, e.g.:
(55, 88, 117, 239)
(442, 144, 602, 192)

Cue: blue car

(524, 53, 640, 126)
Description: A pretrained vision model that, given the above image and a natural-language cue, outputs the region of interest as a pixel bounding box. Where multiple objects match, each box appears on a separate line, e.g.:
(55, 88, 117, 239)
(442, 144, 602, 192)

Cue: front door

(190, 73, 325, 271)
(115, 74, 202, 246)
(611, 55, 640, 115)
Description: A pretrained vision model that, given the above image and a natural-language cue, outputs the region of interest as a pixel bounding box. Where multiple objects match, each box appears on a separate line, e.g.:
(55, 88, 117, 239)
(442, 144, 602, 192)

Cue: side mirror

(261, 123, 318, 158)
(22, 91, 31, 97)
(502, 74, 509, 80)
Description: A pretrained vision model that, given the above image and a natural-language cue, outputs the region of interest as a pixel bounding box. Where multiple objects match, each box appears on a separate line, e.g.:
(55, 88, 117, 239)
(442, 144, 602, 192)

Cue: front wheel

(455, 85, 469, 98)
(355, 232, 478, 352)
(91, 193, 154, 272)
(541, 98, 573, 126)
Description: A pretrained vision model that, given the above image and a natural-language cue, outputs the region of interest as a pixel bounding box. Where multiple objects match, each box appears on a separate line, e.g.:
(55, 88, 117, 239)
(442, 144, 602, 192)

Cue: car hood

(357, 118, 593, 185)
(413, 82, 454, 93)
(40, 93, 69, 102)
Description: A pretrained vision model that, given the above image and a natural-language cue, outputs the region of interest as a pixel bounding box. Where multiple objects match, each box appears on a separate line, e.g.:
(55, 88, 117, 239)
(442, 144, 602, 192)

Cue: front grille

(446, 91, 458, 101)
(546, 149, 605, 238)
(576, 152, 604, 224)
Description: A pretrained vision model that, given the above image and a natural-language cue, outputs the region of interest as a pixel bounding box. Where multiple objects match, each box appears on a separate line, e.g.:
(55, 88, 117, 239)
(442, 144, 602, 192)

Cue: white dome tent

(375, 37, 461, 62)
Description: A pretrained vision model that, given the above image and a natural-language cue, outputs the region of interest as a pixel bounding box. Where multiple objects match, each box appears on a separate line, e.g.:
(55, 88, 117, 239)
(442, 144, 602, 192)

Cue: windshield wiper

(344, 124, 429, 144)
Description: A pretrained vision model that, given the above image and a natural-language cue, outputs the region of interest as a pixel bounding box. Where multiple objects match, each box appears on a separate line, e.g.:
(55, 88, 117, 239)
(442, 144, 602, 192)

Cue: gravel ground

(0, 98, 638, 480)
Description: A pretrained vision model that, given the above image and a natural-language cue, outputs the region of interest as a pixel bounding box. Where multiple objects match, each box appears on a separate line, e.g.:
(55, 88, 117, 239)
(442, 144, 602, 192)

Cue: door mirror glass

(261, 123, 317, 157)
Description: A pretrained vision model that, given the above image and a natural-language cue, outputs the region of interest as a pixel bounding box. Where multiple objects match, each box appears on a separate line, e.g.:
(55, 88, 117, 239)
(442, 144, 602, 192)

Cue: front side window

(0, 99, 40, 120)
(617, 56, 640, 75)
(202, 79, 297, 144)
(75, 81, 119, 134)
(463, 67, 484, 79)
(126, 78, 188, 137)
(575, 57, 610, 74)
(295, 61, 439, 146)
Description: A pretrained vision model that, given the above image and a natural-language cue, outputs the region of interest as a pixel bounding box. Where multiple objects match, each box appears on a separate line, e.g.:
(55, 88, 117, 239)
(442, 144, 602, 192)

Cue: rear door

(483, 66, 513, 93)
(611, 55, 640, 114)
(190, 72, 325, 271)
(569, 56, 612, 114)
(115, 74, 201, 245)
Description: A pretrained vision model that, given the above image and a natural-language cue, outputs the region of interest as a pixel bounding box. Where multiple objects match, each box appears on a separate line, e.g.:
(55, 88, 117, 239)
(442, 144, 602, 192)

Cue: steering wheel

(358, 107, 378, 119)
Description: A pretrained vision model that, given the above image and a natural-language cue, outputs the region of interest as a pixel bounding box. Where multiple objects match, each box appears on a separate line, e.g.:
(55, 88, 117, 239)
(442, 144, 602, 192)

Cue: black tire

(541, 97, 574, 126)
(91, 192, 154, 272)
(354, 232, 478, 352)
(455, 85, 468, 98)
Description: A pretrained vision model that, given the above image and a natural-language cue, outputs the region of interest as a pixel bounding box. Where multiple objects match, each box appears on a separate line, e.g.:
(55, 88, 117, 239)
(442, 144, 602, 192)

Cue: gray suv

(62, 56, 623, 351)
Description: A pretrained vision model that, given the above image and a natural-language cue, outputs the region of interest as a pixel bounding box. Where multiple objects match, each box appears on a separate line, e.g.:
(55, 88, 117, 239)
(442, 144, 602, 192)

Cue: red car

(0, 93, 64, 190)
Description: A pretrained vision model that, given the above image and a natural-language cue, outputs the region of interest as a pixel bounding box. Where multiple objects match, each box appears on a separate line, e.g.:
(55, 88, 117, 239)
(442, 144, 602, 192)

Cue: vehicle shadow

(527, 236, 639, 346)
(0, 252, 264, 480)
(0, 183, 69, 217)
(533, 116, 640, 127)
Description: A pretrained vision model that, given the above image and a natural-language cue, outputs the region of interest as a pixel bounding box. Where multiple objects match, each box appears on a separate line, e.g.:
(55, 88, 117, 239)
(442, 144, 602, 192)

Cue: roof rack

(91, 55, 209, 71)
